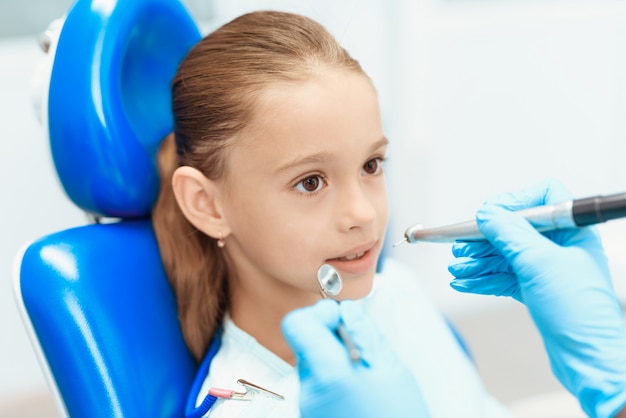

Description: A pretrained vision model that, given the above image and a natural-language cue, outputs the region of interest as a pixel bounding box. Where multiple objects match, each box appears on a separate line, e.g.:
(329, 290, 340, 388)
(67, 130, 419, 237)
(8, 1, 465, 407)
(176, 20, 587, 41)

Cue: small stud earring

(217, 233, 225, 248)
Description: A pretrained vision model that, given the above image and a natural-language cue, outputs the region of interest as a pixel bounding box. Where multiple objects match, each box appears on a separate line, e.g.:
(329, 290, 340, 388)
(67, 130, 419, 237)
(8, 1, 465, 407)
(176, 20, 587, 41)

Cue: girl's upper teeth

(339, 252, 364, 261)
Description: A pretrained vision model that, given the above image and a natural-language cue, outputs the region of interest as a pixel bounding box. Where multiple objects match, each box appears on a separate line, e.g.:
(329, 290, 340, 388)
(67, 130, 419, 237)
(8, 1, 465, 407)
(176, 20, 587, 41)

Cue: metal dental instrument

(317, 264, 361, 362)
(208, 379, 284, 401)
(394, 191, 626, 245)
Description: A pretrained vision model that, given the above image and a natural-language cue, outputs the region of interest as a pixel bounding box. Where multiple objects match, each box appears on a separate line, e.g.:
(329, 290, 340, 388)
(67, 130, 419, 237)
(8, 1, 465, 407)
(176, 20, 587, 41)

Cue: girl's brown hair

(153, 10, 365, 361)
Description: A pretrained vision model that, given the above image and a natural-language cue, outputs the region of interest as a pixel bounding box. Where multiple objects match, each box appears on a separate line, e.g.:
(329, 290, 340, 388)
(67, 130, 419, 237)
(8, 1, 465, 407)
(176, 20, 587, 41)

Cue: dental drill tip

(392, 237, 409, 248)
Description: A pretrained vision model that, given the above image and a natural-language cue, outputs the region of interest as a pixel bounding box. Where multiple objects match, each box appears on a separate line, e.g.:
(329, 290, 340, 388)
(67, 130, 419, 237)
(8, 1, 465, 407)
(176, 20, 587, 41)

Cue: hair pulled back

(153, 10, 364, 361)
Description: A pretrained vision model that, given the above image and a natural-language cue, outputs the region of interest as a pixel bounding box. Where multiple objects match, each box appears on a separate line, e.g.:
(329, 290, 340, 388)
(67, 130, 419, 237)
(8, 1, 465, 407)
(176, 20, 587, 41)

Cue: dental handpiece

(396, 191, 626, 245)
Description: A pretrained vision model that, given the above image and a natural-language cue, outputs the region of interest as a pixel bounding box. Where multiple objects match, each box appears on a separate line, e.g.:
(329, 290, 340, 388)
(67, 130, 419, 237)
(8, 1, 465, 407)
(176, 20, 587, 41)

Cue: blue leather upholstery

(48, 0, 200, 218)
(14, 0, 202, 416)
(20, 221, 196, 417)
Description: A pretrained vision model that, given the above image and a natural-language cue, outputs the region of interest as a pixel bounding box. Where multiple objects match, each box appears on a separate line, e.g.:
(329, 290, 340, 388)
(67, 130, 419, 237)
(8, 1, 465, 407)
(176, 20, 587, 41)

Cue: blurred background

(2, 0, 626, 416)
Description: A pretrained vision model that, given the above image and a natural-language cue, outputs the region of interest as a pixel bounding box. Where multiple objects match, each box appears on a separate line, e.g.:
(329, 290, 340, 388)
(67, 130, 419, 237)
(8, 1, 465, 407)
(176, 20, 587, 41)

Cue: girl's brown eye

(296, 175, 323, 193)
(303, 176, 319, 191)
(363, 158, 382, 175)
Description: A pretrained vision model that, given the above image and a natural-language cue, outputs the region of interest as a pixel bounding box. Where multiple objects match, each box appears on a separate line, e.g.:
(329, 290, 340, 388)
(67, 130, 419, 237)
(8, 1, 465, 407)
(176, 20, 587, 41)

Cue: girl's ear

(171, 166, 230, 239)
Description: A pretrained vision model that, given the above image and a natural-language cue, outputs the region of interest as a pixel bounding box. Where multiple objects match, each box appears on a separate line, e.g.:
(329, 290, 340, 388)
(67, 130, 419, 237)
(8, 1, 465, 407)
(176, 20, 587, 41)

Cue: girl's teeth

(338, 252, 365, 261)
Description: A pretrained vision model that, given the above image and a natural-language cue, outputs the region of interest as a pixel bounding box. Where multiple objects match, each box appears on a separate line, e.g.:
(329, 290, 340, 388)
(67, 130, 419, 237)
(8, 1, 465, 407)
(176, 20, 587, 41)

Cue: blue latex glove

(281, 299, 430, 418)
(448, 179, 626, 418)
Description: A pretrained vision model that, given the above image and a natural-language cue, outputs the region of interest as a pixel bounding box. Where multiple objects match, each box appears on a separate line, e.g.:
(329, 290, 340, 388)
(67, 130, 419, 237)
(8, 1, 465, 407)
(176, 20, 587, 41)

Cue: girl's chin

(338, 278, 375, 301)
(338, 291, 371, 301)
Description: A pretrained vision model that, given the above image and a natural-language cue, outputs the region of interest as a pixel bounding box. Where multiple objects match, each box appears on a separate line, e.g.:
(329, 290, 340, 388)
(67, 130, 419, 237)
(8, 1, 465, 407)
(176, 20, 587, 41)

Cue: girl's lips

(327, 243, 378, 276)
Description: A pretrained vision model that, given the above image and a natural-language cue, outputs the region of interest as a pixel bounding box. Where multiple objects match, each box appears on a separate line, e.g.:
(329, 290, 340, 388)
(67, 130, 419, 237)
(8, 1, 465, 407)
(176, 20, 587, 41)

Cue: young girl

(153, 10, 510, 417)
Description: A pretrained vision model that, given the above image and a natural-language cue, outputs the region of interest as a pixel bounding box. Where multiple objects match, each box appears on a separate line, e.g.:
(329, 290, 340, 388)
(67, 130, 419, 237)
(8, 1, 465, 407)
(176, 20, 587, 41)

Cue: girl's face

(219, 69, 388, 310)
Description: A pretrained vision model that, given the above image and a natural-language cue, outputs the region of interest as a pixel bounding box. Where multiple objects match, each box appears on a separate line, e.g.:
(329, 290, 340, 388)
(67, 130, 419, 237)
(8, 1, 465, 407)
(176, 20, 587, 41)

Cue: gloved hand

(448, 179, 626, 418)
(281, 299, 430, 418)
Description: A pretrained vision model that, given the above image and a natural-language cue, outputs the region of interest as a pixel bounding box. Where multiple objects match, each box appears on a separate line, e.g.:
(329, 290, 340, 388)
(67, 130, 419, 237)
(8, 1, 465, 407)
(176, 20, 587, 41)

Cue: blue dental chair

(13, 0, 202, 416)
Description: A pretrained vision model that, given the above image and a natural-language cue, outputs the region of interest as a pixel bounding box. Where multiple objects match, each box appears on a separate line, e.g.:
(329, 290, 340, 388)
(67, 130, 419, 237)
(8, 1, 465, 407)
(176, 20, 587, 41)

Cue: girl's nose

(338, 182, 377, 231)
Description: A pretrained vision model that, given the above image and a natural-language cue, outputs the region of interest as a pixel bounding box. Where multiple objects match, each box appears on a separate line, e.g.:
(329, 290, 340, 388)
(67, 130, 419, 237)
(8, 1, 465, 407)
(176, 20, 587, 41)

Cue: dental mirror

(316, 264, 360, 362)
(317, 264, 343, 297)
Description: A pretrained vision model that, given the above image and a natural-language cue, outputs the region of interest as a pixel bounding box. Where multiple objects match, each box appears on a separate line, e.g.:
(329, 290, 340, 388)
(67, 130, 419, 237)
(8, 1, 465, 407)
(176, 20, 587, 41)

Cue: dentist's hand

(448, 179, 626, 418)
(281, 299, 430, 418)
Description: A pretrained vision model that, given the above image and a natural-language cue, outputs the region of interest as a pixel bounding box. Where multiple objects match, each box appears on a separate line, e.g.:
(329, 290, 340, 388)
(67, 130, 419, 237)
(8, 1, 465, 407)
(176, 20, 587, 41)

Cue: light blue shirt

(197, 258, 513, 417)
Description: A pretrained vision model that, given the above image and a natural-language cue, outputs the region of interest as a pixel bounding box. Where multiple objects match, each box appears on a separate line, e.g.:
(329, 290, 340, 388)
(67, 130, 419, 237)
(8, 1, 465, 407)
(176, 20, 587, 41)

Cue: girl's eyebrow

(276, 136, 389, 174)
(275, 152, 332, 174)
(372, 136, 390, 150)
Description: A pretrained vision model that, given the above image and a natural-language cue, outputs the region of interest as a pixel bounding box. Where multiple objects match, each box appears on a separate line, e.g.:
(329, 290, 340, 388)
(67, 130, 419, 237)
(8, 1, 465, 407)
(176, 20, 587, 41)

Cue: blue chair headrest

(47, 0, 201, 218)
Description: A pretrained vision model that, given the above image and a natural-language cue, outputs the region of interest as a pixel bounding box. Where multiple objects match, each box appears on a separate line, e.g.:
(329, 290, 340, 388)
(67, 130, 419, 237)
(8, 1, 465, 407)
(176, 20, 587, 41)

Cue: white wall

(0, 37, 85, 399)
(386, 0, 626, 315)
(3, 0, 626, 408)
